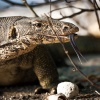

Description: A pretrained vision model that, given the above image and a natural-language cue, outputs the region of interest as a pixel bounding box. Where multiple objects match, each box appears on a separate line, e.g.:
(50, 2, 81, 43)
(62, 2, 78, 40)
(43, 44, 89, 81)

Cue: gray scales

(0, 16, 79, 91)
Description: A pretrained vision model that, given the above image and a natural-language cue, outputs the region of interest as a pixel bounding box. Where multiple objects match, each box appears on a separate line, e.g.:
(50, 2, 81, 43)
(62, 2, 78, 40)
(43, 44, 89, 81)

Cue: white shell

(57, 82, 79, 99)
(47, 93, 67, 100)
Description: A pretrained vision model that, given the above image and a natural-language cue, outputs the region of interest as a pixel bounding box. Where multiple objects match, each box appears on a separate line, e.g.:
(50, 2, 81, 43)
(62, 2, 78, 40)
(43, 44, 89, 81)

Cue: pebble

(47, 93, 67, 100)
(57, 82, 79, 99)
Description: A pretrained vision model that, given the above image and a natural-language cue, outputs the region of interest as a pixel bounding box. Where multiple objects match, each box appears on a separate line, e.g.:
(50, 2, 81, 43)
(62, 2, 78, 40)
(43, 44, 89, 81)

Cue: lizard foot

(34, 87, 48, 94)
(34, 87, 57, 94)
(49, 86, 57, 94)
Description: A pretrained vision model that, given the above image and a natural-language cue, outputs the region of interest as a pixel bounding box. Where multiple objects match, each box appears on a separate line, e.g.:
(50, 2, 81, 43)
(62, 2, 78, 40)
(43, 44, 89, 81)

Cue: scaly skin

(0, 16, 79, 90)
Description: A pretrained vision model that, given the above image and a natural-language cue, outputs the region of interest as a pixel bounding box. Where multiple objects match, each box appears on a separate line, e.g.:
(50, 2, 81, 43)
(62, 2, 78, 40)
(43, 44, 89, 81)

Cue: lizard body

(0, 16, 79, 89)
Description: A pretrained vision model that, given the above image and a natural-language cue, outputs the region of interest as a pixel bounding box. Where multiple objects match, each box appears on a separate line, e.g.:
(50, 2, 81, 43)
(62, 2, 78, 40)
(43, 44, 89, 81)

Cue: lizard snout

(62, 23, 79, 36)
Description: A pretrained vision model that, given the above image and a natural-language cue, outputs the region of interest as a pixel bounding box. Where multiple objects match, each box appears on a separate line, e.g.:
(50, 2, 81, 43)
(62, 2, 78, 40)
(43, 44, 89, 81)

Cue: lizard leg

(32, 45, 59, 91)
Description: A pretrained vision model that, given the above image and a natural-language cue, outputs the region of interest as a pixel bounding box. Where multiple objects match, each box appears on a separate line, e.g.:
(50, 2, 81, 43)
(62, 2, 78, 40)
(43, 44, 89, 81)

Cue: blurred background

(0, 0, 100, 81)
(0, 0, 100, 36)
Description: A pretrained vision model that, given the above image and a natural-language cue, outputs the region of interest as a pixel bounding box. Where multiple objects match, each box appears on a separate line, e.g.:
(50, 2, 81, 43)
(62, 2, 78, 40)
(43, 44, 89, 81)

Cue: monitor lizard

(0, 16, 79, 93)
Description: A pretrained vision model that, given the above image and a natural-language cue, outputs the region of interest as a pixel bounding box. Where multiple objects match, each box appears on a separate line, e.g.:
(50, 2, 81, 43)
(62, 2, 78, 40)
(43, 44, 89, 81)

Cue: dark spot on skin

(46, 25, 48, 29)
(11, 27, 17, 39)
(36, 23, 42, 27)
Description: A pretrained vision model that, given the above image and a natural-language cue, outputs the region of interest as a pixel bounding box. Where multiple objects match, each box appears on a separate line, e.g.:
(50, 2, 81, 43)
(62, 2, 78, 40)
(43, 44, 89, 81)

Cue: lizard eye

(36, 23, 42, 27)
(63, 26, 69, 32)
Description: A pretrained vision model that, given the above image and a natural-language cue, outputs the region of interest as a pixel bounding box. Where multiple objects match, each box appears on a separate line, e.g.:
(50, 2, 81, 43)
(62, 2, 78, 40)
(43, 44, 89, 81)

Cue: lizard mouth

(41, 33, 78, 44)
(42, 33, 78, 39)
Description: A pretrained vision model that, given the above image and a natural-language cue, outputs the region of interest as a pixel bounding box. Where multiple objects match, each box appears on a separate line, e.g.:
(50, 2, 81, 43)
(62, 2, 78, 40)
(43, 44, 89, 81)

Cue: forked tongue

(69, 34, 86, 64)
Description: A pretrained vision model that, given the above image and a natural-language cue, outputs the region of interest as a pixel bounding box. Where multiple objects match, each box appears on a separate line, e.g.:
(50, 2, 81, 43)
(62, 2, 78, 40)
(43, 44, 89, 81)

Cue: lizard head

(0, 16, 82, 62)
(28, 17, 79, 44)
(28, 17, 85, 63)
(11, 16, 78, 44)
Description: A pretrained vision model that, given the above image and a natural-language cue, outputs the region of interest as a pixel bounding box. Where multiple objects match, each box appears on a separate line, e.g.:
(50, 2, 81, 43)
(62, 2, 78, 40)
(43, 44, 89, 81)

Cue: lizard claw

(34, 87, 57, 94)
(49, 86, 57, 94)
(34, 87, 48, 94)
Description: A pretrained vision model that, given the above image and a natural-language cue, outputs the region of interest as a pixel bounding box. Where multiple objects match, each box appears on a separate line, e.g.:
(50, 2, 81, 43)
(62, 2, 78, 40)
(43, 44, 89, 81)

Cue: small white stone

(47, 93, 67, 100)
(57, 82, 79, 99)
